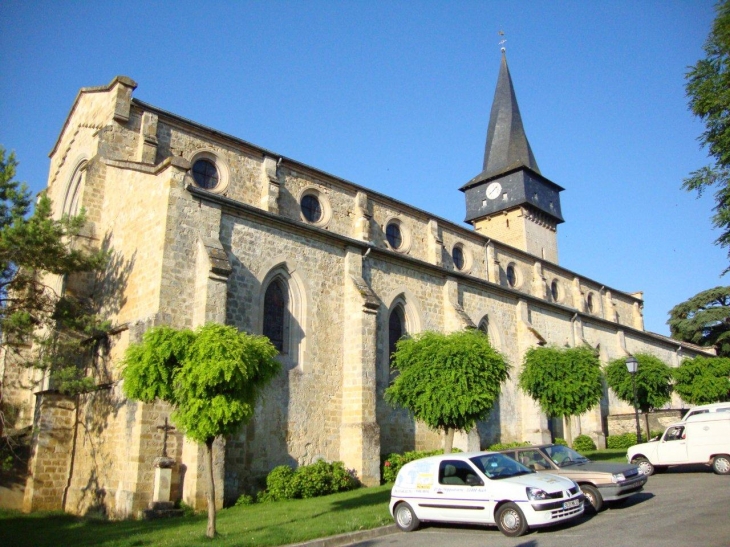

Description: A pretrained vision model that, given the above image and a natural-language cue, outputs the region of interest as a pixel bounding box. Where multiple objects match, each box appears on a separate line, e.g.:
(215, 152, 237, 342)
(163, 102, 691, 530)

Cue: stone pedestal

(141, 457, 182, 519)
(152, 458, 174, 502)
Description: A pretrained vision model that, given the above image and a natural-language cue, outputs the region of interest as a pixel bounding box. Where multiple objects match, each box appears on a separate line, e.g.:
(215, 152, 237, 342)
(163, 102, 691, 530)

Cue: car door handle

(436, 490, 444, 494)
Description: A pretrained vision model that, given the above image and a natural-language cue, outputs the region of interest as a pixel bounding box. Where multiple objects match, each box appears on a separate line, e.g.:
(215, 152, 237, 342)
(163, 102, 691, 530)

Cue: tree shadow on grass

(330, 489, 391, 511)
(0, 510, 207, 547)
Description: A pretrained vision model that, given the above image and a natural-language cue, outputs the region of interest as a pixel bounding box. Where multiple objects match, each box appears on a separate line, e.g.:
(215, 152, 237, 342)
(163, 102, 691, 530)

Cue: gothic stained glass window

(263, 279, 287, 352)
(478, 317, 489, 339)
(388, 305, 405, 364)
(63, 162, 86, 216)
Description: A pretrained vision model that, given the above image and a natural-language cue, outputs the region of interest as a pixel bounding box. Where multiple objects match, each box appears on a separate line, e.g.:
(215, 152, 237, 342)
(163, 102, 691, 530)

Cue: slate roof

(461, 52, 541, 190)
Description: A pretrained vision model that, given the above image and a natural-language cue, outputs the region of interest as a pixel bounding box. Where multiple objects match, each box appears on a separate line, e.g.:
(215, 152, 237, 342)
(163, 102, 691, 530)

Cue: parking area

(351, 467, 730, 547)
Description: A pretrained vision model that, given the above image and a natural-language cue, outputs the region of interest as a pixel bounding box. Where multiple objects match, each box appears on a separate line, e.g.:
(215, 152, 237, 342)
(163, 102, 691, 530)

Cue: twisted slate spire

(482, 52, 540, 177)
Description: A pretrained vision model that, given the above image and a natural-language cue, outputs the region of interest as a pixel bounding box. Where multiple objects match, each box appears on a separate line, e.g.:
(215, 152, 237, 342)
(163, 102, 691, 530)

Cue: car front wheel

(496, 502, 528, 537)
(580, 484, 603, 512)
(633, 457, 654, 476)
(711, 454, 730, 475)
(394, 502, 420, 532)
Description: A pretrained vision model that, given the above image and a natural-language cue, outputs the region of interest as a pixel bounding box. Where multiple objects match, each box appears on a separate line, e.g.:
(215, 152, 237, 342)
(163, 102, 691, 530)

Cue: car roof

(498, 444, 557, 451)
(406, 451, 499, 463)
(685, 402, 730, 411)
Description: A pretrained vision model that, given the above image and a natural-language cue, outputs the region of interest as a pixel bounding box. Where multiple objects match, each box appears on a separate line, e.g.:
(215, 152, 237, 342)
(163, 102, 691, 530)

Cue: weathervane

(498, 30, 506, 52)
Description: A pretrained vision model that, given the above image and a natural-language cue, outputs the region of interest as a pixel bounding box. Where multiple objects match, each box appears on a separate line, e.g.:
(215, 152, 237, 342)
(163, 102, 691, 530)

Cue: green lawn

(0, 485, 393, 547)
(0, 448, 630, 547)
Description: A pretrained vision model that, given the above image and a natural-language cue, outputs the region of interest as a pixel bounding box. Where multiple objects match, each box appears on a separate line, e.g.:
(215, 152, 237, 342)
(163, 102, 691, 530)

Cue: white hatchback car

(389, 451, 585, 537)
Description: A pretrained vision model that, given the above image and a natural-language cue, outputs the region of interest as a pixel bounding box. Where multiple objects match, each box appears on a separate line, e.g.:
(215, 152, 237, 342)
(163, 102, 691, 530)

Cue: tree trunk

(644, 413, 651, 441)
(205, 438, 216, 539)
(444, 427, 454, 454)
(564, 416, 573, 447)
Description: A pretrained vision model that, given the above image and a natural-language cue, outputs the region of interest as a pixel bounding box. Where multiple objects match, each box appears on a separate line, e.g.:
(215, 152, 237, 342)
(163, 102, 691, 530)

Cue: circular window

(383, 217, 411, 253)
(506, 264, 518, 287)
(301, 194, 322, 223)
(586, 293, 595, 313)
(386, 222, 402, 249)
(551, 279, 560, 302)
(298, 187, 332, 227)
(453, 245, 465, 270)
(192, 158, 219, 189)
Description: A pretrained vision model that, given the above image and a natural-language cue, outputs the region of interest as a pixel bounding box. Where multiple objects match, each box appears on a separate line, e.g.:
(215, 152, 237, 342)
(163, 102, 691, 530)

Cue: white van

(627, 413, 730, 476)
(389, 451, 584, 537)
(681, 401, 730, 422)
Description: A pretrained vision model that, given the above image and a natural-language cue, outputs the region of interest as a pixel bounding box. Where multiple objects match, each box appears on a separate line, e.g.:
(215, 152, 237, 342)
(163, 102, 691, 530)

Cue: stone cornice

(133, 97, 640, 306)
(187, 185, 711, 357)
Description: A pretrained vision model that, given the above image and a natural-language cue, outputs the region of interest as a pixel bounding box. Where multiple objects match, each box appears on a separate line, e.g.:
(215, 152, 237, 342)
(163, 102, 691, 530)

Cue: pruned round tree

(122, 323, 280, 538)
(605, 353, 673, 437)
(384, 329, 510, 453)
(673, 356, 730, 405)
(518, 345, 603, 446)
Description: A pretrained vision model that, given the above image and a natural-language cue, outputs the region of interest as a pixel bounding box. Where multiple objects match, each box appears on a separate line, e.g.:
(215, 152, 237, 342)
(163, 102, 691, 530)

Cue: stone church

(1, 54, 712, 517)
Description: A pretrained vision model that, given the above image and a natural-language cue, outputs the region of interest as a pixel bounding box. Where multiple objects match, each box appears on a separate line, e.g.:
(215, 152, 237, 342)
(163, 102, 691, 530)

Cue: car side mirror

(465, 474, 483, 487)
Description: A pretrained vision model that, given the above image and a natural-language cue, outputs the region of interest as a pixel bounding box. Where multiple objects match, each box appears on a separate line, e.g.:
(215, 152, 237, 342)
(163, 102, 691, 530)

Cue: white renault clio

(389, 451, 585, 537)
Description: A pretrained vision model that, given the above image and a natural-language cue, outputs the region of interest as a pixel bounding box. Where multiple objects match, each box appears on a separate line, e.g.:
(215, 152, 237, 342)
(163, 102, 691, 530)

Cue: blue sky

(0, 0, 724, 336)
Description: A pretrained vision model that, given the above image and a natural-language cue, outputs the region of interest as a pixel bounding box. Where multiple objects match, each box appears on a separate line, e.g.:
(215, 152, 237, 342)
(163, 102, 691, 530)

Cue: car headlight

(526, 487, 549, 501)
(611, 473, 626, 483)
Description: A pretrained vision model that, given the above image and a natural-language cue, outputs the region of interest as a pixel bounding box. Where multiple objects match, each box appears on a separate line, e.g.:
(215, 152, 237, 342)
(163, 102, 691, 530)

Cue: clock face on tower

(486, 182, 502, 200)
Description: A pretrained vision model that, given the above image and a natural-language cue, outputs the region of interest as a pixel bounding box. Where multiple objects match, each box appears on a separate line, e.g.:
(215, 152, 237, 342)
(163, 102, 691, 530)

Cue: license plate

(563, 499, 580, 509)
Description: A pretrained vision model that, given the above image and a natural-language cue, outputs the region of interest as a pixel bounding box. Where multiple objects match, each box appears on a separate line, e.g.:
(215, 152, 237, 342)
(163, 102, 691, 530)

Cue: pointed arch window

(478, 316, 489, 339)
(63, 161, 87, 216)
(388, 305, 406, 364)
(263, 278, 288, 353)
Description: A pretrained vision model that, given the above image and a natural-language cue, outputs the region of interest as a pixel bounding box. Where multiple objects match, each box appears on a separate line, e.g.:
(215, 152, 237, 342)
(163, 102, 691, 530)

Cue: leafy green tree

(122, 323, 280, 538)
(518, 345, 603, 446)
(605, 354, 673, 436)
(0, 147, 107, 435)
(673, 356, 730, 404)
(684, 1, 730, 269)
(668, 286, 730, 356)
(384, 329, 509, 453)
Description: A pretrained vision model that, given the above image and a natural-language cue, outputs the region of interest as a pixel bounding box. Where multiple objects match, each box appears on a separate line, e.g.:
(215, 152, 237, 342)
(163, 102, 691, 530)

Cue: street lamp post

(625, 356, 642, 443)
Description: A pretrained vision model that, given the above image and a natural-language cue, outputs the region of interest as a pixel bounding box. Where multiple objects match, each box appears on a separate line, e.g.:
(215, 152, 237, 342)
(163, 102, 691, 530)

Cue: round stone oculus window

(506, 264, 518, 287)
(192, 158, 219, 189)
(453, 245, 465, 270)
(300, 194, 322, 223)
(551, 279, 560, 302)
(386, 222, 403, 249)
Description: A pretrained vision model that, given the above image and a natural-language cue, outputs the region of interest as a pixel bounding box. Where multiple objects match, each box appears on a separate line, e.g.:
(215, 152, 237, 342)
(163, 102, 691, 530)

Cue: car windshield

(543, 445, 590, 467)
(470, 453, 534, 480)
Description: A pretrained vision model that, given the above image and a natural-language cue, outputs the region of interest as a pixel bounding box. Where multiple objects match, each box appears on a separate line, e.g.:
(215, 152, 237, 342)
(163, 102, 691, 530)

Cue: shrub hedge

(572, 434, 596, 452)
(261, 460, 360, 501)
(606, 433, 637, 449)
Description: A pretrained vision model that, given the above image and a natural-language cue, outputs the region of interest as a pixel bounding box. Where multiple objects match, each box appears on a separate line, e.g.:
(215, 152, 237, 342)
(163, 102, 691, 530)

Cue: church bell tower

(460, 52, 564, 263)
